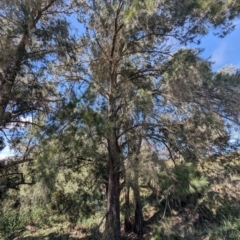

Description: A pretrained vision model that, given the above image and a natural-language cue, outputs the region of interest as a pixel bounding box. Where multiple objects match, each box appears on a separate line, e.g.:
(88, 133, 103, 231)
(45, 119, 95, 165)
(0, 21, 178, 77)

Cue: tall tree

(68, 0, 240, 239)
(8, 0, 240, 238)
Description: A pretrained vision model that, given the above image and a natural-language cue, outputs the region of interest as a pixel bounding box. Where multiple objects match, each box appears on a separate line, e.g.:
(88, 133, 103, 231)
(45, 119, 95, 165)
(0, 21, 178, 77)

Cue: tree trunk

(105, 134, 121, 240)
(133, 158, 144, 236)
(133, 191, 144, 236)
(124, 185, 132, 233)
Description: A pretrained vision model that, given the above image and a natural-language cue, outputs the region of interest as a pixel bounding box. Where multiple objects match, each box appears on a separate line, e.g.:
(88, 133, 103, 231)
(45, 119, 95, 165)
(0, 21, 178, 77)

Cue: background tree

(0, 0, 77, 194)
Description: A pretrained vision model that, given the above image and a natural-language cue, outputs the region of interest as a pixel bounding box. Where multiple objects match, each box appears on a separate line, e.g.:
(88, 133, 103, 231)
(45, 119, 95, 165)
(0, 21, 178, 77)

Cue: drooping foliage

(0, 0, 77, 193)
(0, 0, 75, 148)
(1, 1, 240, 239)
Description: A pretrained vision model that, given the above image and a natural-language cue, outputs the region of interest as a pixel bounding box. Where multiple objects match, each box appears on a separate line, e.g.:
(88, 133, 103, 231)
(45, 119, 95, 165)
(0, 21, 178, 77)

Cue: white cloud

(20, 116, 33, 124)
(211, 42, 227, 67)
(6, 116, 33, 129)
(0, 116, 32, 160)
(0, 146, 14, 160)
(0, 154, 8, 160)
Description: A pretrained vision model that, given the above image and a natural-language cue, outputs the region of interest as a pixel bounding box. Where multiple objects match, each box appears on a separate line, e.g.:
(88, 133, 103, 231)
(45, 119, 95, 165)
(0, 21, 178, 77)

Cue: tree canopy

(1, 1, 240, 239)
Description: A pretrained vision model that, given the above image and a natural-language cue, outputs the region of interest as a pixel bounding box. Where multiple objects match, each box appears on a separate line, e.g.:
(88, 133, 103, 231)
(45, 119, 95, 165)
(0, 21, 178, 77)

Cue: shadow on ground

(16, 233, 77, 240)
(15, 232, 97, 240)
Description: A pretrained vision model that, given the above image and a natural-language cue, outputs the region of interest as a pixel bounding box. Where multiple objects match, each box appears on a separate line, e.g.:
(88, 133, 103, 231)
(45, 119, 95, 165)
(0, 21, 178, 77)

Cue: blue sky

(198, 19, 240, 71)
(1, 19, 240, 159)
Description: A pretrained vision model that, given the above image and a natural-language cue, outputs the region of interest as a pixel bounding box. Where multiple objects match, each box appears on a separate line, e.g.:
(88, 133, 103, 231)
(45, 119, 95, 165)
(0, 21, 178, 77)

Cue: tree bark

(124, 185, 132, 233)
(105, 133, 121, 240)
(133, 190, 144, 236)
(133, 158, 144, 236)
